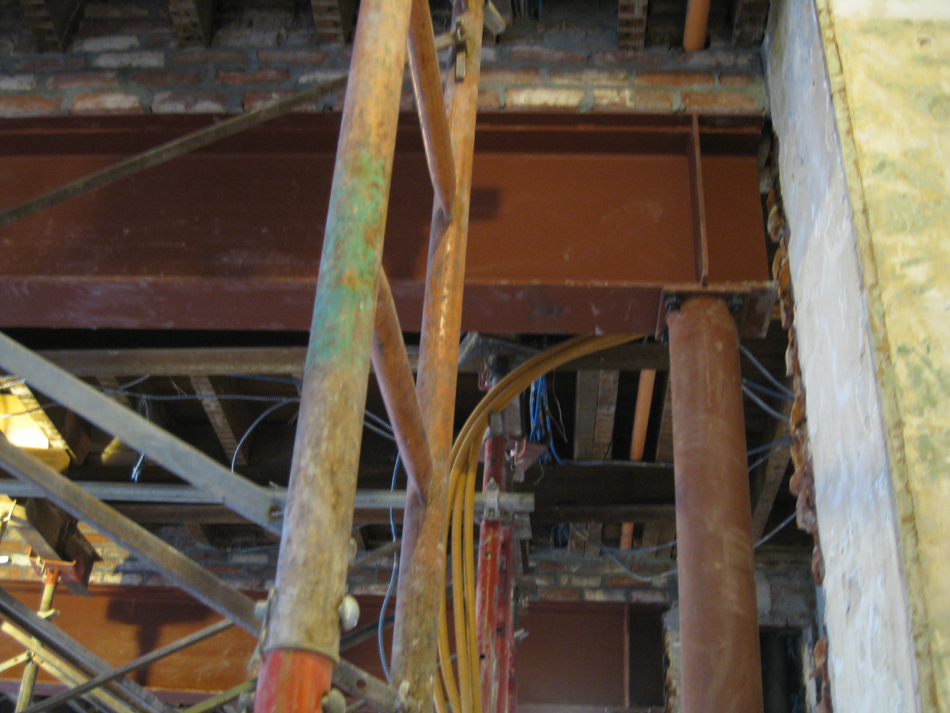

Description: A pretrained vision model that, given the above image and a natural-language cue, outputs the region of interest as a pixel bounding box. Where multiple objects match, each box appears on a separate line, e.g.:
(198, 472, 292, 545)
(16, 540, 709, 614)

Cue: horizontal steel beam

(0, 438, 260, 633)
(19, 620, 234, 713)
(0, 114, 773, 337)
(0, 481, 533, 514)
(31, 341, 670, 378)
(0, 332, 282, 535)
(0, 589, 172, 713)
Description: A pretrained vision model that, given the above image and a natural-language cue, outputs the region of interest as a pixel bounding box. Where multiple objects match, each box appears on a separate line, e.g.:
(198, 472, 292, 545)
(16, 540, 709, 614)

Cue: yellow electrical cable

(436, 334, 640, 713)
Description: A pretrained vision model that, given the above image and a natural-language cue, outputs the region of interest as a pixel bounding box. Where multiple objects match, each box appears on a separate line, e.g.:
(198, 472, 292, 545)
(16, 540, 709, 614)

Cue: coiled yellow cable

(435, 334, 639, 713)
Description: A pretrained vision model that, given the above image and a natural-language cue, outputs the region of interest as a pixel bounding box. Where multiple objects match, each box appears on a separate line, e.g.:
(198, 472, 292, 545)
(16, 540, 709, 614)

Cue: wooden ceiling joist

(17, 0, 84, 52)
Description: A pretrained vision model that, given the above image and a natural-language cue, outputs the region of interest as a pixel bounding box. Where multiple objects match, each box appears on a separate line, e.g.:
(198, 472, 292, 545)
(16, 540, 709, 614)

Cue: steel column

(255, 0, 415, 703)
(475, 436, 515, 713)
(667, 296, 763, 713)
(390, 0, 484, 709)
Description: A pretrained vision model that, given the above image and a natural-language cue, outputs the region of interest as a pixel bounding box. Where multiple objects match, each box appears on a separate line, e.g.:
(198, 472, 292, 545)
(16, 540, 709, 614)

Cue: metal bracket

(483, 481, 501, 521)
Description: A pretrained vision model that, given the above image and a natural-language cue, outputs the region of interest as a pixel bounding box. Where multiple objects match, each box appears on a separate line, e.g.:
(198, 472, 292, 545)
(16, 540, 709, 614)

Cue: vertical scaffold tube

(667, 296, 764, 713)
(391, 0, 484, 710)
(254, 0, 415, 706)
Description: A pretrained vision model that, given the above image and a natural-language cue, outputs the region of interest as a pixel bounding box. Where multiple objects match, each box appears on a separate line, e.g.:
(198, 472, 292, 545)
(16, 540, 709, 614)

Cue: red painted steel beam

(0, 114, 772, 337)
(475, 436, 515, 713)
(253, 0, 413, 704)
(667, 296, 763, 713)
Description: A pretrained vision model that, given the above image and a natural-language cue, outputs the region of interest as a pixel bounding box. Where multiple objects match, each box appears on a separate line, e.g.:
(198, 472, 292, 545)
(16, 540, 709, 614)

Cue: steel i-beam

(253, 0, 416, 704)
(667, 296, 763, 713)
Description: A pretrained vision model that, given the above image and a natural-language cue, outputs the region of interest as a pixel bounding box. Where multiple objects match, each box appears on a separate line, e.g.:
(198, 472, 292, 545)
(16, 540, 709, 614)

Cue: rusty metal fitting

(726, 294, 747, 316)
(664, 294, 683, 312)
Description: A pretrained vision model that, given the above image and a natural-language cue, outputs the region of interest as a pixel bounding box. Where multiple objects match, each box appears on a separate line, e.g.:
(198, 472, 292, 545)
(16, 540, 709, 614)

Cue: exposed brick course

(15, 56, 85, 71)
(682, 89, 760, 113)
(242, 90, 322, 112)
(506, 86, 585, 110)
(47, 71, 119, 88)
(635, 70, 715, 87)
(592, 87, 673, 111)
(478, 87, 501, 111)
(72, 91, 144, 113)
(258, 49, 327, 65)
(719, 72, 757, 87)
(0, 74, 36, 90)
(130, 70, 202, 86)
(93, 51, 165, 68)
(509, 46, 588, 64)
(217, 69, 289, 85)
(152, 90, 229, 112)
(173, 49, 247, 65)
(550, 68, 629, 85)
(480, 66, 542, 84)
(0, 94, 62, 116)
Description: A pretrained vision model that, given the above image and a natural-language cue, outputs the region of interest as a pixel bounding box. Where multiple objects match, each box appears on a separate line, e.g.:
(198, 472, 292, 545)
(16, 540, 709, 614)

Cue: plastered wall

(766, 0, 950, 710)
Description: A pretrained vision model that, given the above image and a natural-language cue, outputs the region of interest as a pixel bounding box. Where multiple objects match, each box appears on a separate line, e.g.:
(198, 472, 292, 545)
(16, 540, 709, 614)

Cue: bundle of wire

(435, 334, 638, 713)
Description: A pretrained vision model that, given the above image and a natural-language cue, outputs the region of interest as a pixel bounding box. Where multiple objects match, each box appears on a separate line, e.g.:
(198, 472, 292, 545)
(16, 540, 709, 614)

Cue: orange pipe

(682, 0, 710, 51)
(255, 649, 334, 713)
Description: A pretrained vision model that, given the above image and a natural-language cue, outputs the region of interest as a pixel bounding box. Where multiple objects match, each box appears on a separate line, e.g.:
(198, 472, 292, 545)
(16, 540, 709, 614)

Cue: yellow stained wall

(820, 1, 950, 709)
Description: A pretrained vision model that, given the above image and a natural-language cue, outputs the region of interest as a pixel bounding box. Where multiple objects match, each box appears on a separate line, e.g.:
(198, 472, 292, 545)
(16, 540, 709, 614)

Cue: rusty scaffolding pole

(254, 0, 481, 706)
(251, 0, 416, 703)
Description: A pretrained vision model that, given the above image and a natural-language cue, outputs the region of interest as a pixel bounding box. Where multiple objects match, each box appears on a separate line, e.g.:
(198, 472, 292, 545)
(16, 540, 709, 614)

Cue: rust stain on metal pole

(407, 0, 456, 218)
(391, 0, 484, 710)
(256, 0, 414, 703)
(373, 270, 434, 501)
(667, 296, 763, 713)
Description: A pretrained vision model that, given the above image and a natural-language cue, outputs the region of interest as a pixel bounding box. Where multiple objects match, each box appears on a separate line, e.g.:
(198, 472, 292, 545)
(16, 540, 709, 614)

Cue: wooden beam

(168, 0, 215, 46)
(5, 384, 68, 454)
(310, 0, 355, 44)
(617, 0, 647, 50)
(573, 370, 619, 461)
(653, 375, 673, 463)
(750, 400, 792, 540)
(17, 0, 84, 51)
(189, 377, 249, 467)
(621, 369, 656, 549)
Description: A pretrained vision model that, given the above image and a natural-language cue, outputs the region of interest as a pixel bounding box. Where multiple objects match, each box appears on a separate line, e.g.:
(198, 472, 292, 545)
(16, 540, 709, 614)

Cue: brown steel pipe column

(667, 296, 763, 713)
(254, 0, 414, 706)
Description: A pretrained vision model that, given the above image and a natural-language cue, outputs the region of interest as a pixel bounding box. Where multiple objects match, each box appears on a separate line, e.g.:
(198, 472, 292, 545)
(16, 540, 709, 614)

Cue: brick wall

(1, 0, 768, 117)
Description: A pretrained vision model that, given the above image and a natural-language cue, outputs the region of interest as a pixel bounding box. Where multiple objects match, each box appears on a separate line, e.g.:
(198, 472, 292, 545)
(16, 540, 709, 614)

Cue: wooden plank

(750, 400, 793, 540)
(583, 522, 602, 558)
(168, 0, 215, 46)
(189, 377, 248, 467)
(621, 369, 656, 549)
(641, 522, 661, 551)
(5, 383, 71, 455)
(17, 0, 84, 51)
(653, 375, 674, 463)
(573, 370, 619, 461)
(573, 371, 599, 461)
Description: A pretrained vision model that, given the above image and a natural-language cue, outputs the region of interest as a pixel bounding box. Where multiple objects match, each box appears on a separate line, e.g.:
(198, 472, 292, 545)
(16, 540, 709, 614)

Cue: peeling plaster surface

(765, 0, 921, 710)
(829, 4, 950, 709)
